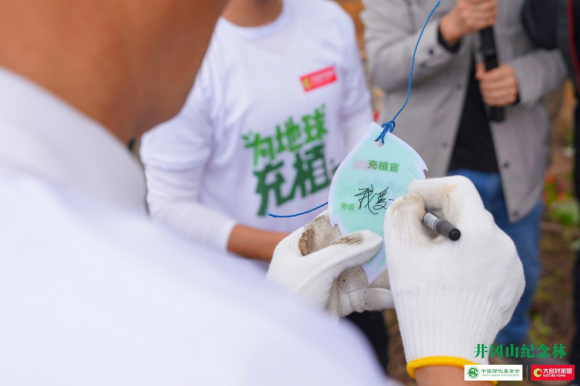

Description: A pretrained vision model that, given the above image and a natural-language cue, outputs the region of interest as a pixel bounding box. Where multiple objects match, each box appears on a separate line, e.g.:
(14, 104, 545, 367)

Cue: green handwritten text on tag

(329, 122, 427, 283)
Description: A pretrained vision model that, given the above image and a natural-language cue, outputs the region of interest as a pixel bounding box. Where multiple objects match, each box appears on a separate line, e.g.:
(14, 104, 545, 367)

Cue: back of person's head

(0, 0, 228, 141)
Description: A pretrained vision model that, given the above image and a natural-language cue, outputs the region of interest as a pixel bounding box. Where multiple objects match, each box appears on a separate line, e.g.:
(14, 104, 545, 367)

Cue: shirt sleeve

(139, 76, 237, 253)
(339, 13, 374, 151)
(362, 0, 460, 93)
(508, 49, 568, 108)
(437, 26, 461, 54)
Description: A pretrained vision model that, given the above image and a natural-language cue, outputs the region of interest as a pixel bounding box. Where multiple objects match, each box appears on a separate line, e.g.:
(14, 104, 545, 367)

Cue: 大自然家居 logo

(531, 365, 575, 381)
(464, 365, 522, 381)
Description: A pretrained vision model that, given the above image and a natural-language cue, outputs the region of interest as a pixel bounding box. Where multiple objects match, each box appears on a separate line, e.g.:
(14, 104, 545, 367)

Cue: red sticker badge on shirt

(301, 66, 337, 92)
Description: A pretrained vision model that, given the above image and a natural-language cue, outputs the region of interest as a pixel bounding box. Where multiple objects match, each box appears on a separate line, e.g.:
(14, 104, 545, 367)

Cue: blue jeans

(448, 169, 542, 344)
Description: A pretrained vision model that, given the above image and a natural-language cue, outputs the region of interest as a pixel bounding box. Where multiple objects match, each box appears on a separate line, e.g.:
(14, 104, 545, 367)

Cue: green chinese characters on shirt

(241, 105, 331, 216)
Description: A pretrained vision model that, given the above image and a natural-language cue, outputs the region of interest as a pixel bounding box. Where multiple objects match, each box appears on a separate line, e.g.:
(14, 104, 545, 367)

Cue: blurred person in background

(523, 0, 580, 378)
(139, 0, 389, 374)
(362, 0, 566, 360)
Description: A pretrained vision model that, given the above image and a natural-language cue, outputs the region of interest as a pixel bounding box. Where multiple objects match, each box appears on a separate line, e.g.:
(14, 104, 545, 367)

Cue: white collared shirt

(0, 67, 390, 385)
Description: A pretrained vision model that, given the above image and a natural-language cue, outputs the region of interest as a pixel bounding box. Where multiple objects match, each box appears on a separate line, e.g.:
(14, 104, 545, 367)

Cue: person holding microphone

(362, 0, 566, 353)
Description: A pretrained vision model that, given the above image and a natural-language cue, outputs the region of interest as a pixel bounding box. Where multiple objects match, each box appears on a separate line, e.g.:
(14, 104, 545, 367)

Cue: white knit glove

(384, 176, 525, 378)
(267, 211, 394, 318)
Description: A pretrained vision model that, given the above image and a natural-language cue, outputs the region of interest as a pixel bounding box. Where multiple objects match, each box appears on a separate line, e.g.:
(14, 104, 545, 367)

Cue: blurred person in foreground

(363, 0, 566, 356)
(0, 0, 524, 385)
(523, 0, 580, 378)
(139, 0, 389, 370)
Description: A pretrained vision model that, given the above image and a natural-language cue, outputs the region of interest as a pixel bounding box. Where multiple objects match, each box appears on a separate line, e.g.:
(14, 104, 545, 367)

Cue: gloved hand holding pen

(385, 176, 525, 380)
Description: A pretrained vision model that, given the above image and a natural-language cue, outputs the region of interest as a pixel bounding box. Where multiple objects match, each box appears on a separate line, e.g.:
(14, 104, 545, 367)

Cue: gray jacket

(362, 0, 567, 223)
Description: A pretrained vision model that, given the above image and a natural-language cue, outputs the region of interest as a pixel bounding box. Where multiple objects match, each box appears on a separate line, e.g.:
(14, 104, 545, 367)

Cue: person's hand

(384, 176, 524, 379)
(476, 63, 519, 107)
(439, 0, 497, 47)
(267, 211, 393, 318)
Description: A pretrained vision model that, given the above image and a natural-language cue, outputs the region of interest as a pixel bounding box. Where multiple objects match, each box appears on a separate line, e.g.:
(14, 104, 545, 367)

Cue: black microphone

(480, 27, 505, 122)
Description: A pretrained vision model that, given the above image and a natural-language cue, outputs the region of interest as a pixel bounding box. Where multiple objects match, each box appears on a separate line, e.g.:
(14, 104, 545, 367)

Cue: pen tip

(450, 229, 461, 241)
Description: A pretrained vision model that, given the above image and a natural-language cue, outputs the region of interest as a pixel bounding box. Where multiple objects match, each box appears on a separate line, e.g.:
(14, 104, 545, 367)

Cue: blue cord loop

(267, 0, 441, 218)
(376, 121, 396, 144)
(375, 0, 441, 144)
(266, 202, 328, 219)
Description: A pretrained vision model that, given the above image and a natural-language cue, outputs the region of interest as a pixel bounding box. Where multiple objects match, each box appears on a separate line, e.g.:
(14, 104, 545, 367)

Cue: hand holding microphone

(476, 62, 519, 109)
(439, 0, 497, 47)
(440, 0, 515, 121)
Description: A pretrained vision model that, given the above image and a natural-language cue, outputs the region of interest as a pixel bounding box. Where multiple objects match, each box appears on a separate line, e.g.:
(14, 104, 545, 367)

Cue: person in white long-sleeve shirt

(139, 0, 391, 371)
(140, 0, 372, 263)
(0, 0, 526, 385)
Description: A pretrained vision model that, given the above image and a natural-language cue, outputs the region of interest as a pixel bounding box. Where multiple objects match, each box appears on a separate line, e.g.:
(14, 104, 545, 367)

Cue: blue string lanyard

(267, 1, 441, 219)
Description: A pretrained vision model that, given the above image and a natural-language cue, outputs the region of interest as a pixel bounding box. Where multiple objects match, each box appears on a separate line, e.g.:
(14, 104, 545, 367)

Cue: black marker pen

(422, 211, 461, 241)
